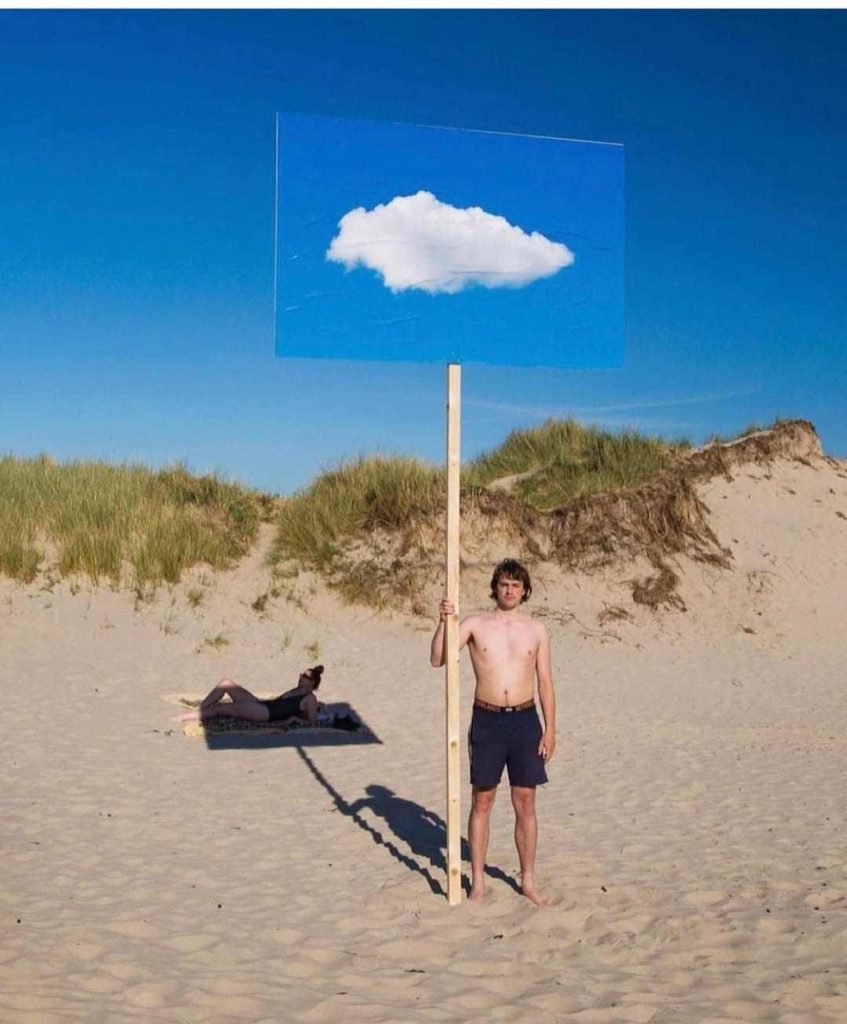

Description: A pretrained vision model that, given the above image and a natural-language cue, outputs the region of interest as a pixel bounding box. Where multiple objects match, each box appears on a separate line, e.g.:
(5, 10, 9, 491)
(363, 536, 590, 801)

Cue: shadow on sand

(197, 707, 518, 896)
(297, 747, 521, 898)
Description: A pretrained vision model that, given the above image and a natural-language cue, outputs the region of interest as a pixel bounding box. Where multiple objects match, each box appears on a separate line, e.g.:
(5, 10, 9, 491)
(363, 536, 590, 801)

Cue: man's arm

(430, 598, 472, 667)
(535, 623, 557, 762)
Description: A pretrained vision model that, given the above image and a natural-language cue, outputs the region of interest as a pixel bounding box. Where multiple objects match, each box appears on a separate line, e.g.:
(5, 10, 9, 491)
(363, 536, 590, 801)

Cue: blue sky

(1, 10, 845, 494)
(277, 113, 623, 367)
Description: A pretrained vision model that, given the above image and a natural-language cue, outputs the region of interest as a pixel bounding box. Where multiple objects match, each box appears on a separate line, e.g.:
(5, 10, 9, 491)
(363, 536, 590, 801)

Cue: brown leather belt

(473, 698, 536, 714)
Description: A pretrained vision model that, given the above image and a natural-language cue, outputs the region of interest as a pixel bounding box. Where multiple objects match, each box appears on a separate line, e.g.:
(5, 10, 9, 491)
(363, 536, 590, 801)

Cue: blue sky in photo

(276, 113, 624, 368)
(0, 10, 845, 494)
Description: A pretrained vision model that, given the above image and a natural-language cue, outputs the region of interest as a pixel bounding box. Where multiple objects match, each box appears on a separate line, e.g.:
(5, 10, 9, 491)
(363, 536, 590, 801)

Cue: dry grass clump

(332, 547, 430, 614)
(270, 456, 442, 575)
(465, 418, 690, 509)
(0, 456, 261, 587)
(685, 418, 821, 480)
(546, 474, 729, 571)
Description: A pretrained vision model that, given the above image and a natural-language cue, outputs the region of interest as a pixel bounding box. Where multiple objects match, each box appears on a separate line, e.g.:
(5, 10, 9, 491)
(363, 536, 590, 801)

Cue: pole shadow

(297, 748, 521, 897)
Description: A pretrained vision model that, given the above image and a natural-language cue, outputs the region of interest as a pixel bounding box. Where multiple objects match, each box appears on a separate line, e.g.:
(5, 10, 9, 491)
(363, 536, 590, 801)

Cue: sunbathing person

(187, 665, 324, 725)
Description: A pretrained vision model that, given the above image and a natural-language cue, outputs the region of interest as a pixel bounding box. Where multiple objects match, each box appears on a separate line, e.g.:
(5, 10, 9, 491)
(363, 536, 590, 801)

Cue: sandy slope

(2, 441, 846, 1023)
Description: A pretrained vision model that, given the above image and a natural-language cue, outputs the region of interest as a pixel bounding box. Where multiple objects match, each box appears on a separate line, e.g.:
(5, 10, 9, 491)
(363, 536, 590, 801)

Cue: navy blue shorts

(468, 705, 548, 790)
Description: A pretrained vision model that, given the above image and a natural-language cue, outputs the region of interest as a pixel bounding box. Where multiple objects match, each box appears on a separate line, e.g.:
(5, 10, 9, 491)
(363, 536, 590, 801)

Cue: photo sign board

(275, 113, 624, 369)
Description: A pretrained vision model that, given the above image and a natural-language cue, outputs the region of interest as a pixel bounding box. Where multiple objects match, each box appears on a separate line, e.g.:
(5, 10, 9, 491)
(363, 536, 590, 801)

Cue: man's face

(495, 575, 525, 609)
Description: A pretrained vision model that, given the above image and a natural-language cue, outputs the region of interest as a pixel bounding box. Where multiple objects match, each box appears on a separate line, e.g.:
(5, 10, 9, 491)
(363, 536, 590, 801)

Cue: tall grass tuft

(464, 418, 691, 509)
(0, 455, 260, 586)
(270, 456, 442, 571)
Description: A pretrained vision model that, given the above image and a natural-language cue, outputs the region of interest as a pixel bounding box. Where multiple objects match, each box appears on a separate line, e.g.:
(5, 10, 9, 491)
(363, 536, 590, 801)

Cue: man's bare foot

(468, 884, 486, 903)
(521, 882, 550, 907)
(176, 710, 200, 722)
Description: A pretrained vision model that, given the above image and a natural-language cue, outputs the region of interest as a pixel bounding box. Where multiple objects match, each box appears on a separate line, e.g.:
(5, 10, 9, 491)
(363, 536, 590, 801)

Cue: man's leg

(468, 786, 497, 901)
(511, 785, 549, 906)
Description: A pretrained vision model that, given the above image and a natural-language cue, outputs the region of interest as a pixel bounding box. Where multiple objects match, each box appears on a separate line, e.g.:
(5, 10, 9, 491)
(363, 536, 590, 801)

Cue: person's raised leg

(200, 679, 260, 710)
(176, 679, 264, 720)
(468, 786, 497, 902)
(511, 785, 549, 906)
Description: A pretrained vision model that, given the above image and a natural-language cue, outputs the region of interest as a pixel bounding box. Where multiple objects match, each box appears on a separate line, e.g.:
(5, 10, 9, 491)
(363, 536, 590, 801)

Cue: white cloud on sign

(326, 190, 574, 295)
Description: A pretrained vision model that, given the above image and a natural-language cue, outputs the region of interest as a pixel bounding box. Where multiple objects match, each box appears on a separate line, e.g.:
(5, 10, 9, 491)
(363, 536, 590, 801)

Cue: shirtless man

(430, 558, 556, 905)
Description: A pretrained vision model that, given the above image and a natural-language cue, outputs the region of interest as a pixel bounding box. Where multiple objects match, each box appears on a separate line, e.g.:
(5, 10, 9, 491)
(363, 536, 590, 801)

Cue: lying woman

(186, 665, 324, 725)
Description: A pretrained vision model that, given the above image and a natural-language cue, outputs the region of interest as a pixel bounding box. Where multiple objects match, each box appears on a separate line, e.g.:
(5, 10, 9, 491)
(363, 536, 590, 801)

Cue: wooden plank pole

(445, 362, 462, 905)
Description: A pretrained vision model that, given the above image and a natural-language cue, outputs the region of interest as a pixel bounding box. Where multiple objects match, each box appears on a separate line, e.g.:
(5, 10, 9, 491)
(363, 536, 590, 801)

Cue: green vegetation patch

(0, 455, 260, 586)
(270, 455, 442, 573)
(465, 418, 691, 510)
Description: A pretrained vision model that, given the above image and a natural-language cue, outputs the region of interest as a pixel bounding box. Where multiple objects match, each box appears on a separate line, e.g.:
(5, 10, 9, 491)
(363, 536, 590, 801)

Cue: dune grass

(2, 418, 784, 603)
(464, 418, 691, 510)
(269, 421, 691, 580)
(270, 455, 442, 572)
(0, 455, 261, 586)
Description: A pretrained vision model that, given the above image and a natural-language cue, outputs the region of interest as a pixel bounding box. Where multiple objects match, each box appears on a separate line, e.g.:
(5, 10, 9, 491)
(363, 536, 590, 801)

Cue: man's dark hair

(490, 559, 532, 602)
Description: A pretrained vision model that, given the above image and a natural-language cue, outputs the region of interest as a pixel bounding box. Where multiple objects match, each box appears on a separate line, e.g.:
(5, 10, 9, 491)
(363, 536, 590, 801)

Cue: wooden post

(445, 362, 462, 905)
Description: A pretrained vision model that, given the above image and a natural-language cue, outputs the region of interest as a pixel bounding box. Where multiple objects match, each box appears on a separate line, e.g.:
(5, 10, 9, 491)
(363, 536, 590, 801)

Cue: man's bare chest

(471, 623, 538, 663)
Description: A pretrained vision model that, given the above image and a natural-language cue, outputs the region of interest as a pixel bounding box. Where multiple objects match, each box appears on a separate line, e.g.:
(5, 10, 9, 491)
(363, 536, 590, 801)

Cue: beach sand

(2, 442, 847, 1022)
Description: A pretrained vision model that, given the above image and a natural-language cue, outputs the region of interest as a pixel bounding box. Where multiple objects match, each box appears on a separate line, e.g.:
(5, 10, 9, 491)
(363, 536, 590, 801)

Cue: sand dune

(2, 429, 846, 1022)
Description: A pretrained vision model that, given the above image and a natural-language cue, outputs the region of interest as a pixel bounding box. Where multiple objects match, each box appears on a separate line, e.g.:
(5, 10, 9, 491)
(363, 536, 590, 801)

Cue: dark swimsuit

(260, 692, 305, 723)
